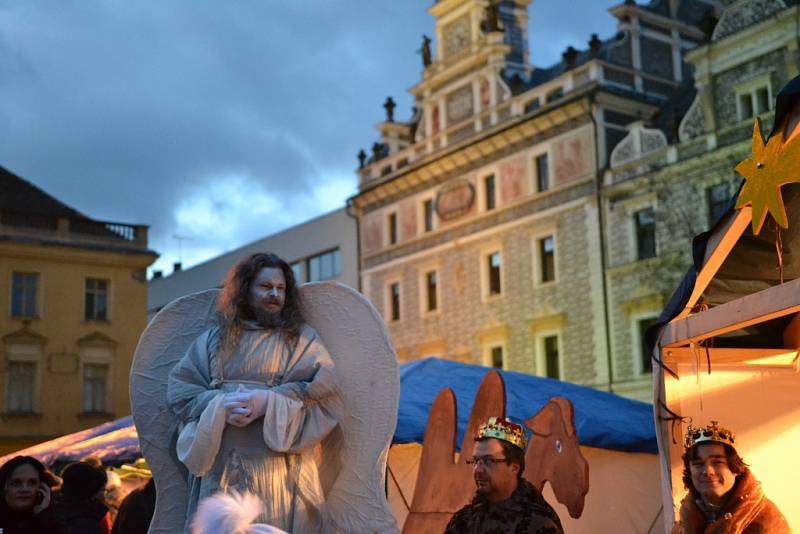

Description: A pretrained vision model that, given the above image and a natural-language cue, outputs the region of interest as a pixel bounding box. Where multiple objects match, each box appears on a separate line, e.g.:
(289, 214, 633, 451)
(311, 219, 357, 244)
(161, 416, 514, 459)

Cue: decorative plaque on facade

(435, 179, 475, 221)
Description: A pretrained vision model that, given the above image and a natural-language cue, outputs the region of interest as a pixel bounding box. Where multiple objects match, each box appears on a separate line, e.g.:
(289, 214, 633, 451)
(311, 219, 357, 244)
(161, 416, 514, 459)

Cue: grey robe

(167, 322, 339, 533)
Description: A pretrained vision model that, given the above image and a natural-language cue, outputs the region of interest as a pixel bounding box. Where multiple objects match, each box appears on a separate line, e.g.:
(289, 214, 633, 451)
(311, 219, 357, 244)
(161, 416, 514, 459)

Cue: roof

(0, 165, 89, 220)
(397, 358, 657, 453)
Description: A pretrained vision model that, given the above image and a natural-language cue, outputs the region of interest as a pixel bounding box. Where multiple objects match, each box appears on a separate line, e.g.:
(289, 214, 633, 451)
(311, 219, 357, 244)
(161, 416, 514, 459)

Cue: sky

(0, 1, 620, 275)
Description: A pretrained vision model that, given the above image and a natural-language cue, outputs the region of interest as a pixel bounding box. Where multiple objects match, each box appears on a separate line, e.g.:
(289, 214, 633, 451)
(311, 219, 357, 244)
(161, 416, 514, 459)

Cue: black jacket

(52, 493, 109, 534)
(0, 501, 66, 534)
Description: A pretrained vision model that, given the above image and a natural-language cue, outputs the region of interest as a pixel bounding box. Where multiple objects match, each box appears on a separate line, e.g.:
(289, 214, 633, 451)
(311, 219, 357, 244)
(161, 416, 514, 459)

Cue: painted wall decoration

(553, 130, 593, 187)
(435, 179, 476, 221)
(363, 213, 383, 254)
(400, 201, 418, 242)
(480, 77, 490, 110)
(499, 156, 528, 204)
(447, 84, 474, 125)
(432, 105, 440, 135)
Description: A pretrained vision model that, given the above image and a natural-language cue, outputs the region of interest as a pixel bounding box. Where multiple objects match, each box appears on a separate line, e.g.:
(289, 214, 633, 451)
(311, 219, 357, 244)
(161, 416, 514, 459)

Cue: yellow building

(0, 166, 157, 454)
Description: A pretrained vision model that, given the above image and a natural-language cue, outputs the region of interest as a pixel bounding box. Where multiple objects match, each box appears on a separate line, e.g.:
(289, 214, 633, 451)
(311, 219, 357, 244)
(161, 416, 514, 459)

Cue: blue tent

(397, 358, 656, 454)
(1, 358, 657, 465)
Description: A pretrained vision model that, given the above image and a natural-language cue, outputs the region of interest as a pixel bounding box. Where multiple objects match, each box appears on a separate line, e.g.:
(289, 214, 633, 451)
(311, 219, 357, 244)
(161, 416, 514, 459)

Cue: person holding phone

(0, 455, 64, 534)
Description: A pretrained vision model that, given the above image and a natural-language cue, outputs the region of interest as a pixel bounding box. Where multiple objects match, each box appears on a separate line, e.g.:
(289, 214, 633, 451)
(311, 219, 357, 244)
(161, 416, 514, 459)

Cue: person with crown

(443, 416, 563, 534)
(672, 420, 791, 533)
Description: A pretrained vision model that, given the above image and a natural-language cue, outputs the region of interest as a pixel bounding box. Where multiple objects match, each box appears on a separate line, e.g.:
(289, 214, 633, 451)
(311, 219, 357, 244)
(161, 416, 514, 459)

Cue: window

(6, 361, 36, 413)
(484, 175, 496, 211)
(82, 363, 109, 413)
(535, 154, 549, 192)
(85, 278, 109, 321)
(737, 82, 772, 121)
(11, 272, 38, 318)
(542, 335, 560, 379)
(539, 236, 555, 283)
(388, 212, 398, 245)
(637, 317, 658, 374)
(389, 282, 401, 321)
(490, 346, 504, 368)
(756, 87, 770, 115)
(425, 271, 438, 312)
(546, 87, 564, 103)
(423, 199, 435, 233)
(635, 208, 656, 260)
(738, 93, 754, 120)
(488, 252, 502, 295)
(706, 183, 729, 226)
(290, 261, 303, 283)
(307, 249, 340, 282)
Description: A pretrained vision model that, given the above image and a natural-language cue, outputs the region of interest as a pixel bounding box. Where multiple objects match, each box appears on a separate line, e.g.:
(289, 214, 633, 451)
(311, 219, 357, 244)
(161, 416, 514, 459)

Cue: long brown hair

(217, 252, 303, 353)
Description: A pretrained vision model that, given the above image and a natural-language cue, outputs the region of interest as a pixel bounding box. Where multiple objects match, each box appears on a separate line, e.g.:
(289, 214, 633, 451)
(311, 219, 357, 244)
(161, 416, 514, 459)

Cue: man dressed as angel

(167, 252, 340, 533)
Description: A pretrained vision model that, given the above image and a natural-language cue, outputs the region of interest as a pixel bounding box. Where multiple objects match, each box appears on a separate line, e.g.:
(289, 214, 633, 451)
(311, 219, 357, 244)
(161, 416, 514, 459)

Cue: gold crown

(684, 420, 736, 449)
(476, 416, 527, 450)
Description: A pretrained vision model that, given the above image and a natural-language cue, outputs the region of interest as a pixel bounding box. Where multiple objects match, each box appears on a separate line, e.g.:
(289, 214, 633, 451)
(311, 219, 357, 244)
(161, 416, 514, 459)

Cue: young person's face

(689, 442, 736, 504)
(4, 463, 40, 512)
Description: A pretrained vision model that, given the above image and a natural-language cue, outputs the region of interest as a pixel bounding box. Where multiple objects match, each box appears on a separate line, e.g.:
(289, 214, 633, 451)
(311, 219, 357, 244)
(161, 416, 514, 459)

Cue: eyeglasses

(465, 456, 508, 467)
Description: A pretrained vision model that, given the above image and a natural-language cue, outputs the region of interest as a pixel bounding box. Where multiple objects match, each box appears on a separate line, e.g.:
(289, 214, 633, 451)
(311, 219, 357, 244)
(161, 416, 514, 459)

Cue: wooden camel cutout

(401, 370, 589, 534)
(525, 396, 589, 518)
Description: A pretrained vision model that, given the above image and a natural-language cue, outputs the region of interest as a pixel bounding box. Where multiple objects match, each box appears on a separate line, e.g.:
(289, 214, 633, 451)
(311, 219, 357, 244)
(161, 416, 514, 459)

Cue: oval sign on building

(435, 179, 475, 221)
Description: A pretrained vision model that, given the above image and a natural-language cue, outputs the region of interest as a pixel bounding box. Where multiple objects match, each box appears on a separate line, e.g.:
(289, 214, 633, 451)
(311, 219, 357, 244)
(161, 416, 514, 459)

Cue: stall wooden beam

(661, 347, 795, 365)
(662, 277, 800, 348)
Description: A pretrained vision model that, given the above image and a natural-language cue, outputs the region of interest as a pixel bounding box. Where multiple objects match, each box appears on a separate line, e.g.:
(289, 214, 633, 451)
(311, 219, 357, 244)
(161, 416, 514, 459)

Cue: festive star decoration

(735, 117, 800, 234)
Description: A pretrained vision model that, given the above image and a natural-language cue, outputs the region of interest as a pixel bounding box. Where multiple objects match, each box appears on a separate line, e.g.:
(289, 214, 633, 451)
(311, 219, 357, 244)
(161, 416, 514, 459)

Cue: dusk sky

(0, 1, 620, 275)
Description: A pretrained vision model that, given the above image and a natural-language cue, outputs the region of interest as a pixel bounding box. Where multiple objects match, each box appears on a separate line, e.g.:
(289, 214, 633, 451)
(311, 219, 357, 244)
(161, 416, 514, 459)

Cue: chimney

(173, 262, 182, 273)
(562, 46, 578, 69)
(589, 34, 602, 56)
(152, 270, 163, 279)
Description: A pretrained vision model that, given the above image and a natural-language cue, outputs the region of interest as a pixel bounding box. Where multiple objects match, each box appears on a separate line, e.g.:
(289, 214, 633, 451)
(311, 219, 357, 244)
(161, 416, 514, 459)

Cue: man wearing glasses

(444, 416, 563, 533)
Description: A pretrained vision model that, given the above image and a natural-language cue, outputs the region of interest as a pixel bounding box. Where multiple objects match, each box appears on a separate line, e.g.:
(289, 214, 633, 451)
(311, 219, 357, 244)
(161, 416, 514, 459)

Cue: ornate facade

(351, 0, 715, 401)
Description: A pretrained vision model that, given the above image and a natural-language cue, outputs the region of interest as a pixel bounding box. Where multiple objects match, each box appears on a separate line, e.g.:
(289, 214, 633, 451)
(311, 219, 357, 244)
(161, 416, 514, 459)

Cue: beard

(253, 306, 284, 329)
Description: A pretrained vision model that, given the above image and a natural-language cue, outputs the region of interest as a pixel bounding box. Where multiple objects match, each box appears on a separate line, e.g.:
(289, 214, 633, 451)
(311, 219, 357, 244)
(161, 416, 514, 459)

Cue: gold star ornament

(735, 117, 800, 234)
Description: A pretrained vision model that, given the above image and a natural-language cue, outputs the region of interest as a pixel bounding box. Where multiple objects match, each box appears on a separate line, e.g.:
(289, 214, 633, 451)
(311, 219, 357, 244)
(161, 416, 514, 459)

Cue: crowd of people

(0, 455, 155, 534)
(1, 253, 793, 533)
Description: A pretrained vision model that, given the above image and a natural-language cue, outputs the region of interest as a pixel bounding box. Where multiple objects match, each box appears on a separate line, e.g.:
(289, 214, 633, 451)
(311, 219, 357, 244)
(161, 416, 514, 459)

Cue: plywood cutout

(402, 371, 589, 533)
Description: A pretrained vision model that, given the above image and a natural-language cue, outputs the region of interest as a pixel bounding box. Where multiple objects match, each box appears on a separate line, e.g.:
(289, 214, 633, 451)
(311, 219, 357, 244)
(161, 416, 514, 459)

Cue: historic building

(148, 207, 358, 318)
(0, 167, 157, 453)
(603, 0, 800, 397)
(350, 0, 714, 400)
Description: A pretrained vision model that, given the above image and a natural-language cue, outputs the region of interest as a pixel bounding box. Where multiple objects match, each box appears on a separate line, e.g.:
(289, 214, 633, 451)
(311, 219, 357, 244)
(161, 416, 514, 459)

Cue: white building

(148, 207, 358, 317)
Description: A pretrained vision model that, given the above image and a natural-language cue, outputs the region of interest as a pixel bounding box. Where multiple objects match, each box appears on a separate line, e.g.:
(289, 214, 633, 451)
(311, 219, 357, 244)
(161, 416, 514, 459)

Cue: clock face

(443, 16, 471, 58)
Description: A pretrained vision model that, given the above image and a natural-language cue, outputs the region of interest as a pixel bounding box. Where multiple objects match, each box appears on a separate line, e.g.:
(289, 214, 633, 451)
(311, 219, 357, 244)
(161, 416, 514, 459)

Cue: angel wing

(130, 282, 399, 534)
(130, 289, 220, 534)
(301, 282, 400, 533)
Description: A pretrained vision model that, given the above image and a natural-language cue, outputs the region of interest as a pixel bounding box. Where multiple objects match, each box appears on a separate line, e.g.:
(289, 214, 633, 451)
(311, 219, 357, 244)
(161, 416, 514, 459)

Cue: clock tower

(410, 0, 532, 145)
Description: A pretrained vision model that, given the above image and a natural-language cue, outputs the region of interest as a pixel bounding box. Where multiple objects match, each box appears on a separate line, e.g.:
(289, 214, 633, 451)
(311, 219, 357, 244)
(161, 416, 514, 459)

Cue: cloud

(0, 1, 619, 276)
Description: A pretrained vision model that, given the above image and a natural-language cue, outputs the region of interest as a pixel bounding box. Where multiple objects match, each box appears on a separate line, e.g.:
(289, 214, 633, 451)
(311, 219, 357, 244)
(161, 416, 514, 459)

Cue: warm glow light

(668, 363, 800, 529)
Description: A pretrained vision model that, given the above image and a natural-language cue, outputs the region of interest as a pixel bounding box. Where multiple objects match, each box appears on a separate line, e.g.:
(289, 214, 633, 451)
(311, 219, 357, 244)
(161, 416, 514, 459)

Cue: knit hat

(60, 461, 107, 502)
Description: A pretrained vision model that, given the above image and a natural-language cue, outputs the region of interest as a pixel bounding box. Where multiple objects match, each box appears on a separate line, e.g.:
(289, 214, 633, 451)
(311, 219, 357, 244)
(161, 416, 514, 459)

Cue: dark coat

(0, 501, 65, 534)
(443, 479, 564, 534)
(111, 478, 156, 534)
(672, 469, 792, 534)
(52, 493, 110, 534)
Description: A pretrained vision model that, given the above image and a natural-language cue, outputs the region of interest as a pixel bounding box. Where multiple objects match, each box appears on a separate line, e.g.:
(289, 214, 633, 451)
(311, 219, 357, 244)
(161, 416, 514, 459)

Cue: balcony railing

(0, 209, 149, 249)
